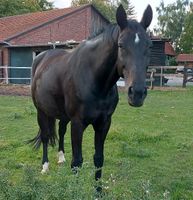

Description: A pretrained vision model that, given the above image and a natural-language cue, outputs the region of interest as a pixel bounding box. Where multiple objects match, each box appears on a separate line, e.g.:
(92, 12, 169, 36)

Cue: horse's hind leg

(58, 116, 69, 164)
(37, 109, 56, 173)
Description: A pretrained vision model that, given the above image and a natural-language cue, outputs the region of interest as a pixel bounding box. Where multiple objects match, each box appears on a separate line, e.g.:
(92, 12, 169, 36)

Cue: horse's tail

(27, 112, 57, 149)
(27, 130, 41, 149)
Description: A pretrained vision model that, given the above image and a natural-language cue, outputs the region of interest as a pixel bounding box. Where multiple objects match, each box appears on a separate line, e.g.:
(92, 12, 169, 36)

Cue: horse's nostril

(128, 86, 147, 98)
(128, 86, 133, 95)
(144, 87, 147, 95)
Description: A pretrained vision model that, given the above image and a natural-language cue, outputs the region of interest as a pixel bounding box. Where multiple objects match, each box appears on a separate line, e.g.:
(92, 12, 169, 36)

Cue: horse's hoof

(58, 151, 66, 164)
(58, 160, 65, 164)
(41, 162, 49, 174)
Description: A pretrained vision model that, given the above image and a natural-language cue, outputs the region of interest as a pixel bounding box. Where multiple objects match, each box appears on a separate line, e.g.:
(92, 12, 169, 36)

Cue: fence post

(4, 65, 8, 84)
(183, 67, 187, 88)
(160, 66, 163, 87)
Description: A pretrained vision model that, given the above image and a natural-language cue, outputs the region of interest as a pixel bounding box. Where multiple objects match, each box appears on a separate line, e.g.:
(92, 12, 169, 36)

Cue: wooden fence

(147, 66, 193, 89)
(0, 65, 192, 88)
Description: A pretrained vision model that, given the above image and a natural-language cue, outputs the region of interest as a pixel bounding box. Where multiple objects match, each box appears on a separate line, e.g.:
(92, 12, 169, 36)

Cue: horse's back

(31, 49, 68, 78)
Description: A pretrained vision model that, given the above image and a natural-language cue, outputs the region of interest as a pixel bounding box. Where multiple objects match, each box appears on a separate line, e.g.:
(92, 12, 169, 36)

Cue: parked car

(176, 67, 193, 74)
(187, 69, 193, 74)
(176, 66, 184, 73)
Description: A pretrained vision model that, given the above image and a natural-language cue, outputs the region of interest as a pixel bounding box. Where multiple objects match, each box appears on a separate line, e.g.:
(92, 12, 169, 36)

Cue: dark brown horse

(30, 5, 152, 181)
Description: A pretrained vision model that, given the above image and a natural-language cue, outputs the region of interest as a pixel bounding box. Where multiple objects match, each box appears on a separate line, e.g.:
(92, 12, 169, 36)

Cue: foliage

(1, 88, 193, 199)
(168, 57, 178, 66)
(37, 0, 53, 11)
(71, 0, 116, 22)
(154, 0, 189, 53)
(71, 0, 135, 22)
(119, 0, 135, 18)
(0, 0, 53, 17)
(179, 3, 193, 53)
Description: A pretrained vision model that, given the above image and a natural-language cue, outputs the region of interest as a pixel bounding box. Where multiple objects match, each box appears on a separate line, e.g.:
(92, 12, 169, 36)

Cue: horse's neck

(95, 44, 119, 93)
(86, 30, 120, 95)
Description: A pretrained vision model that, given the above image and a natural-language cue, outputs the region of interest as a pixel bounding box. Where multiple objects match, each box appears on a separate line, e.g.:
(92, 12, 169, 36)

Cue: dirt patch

(0, 84, 187, 96)
(118, 86, 186, 92)
(0, 84, 31, 96)
(150, 86, 186, 91)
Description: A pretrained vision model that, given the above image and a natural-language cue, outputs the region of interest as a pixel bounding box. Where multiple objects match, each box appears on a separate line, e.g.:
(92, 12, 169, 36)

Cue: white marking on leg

(41, 162, 49, 174)
(58, 151, 66, 164)
(135, 33, 140, 44)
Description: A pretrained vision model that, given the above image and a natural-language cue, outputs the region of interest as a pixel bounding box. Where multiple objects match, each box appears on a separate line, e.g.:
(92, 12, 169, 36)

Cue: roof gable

(165, 42, 175, 56)
(0, 4, 95, 42)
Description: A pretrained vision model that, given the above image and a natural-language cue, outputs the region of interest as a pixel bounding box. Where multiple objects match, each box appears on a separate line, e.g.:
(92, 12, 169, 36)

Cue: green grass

(0, 88, 193, 199)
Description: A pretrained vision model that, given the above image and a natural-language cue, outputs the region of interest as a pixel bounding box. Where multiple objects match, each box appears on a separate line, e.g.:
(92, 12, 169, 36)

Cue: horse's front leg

(71, 119, 86, 170)
(93, 117, 111, 181)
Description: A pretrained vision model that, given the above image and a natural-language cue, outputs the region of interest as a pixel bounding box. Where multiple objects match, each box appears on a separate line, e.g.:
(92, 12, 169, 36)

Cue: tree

(37, 0, 53, 11)
(71, 0, 135, 22)
(71, 0, 116, 22)
(179, 3, 193, 53)
(119, 0, 135, 18)
(0, 0, 53, 17)
(154, 0, 189, 53)
(71, 0, 90, 6)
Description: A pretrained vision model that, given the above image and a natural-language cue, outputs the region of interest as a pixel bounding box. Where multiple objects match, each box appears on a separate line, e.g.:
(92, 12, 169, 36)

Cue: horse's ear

(140, 5, 153, 30)
(116, 4, 127, 30)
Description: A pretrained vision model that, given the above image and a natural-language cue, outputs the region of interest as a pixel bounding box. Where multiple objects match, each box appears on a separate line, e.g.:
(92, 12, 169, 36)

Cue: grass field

(0, 88, 193, 200)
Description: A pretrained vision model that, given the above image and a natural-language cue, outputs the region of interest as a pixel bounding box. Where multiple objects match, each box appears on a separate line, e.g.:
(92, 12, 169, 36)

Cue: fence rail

(0, 66, 31, 69)
(0, 65, 192, 87)
(147, 65, 180, 88)
(0, 66, 31, 84)
(147, 65, 193, 88)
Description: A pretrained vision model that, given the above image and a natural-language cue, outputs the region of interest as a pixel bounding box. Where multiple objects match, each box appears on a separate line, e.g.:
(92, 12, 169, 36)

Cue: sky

(51, 0, 175, 29)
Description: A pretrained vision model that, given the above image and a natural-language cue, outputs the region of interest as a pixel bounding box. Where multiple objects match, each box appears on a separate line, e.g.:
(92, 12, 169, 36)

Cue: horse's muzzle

(128, 86, 147, 107)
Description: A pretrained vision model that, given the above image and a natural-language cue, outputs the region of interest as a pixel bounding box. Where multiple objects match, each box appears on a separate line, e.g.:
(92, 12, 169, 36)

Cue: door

(9, 48, 33, 84)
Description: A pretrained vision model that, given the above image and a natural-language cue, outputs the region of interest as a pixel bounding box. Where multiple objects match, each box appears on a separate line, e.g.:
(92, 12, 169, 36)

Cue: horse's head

(116, 5, 153, 107)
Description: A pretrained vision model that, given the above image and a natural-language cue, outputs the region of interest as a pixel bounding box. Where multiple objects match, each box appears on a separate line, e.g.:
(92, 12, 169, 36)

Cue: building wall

(90, 8, 109, 35)
(150, 41, 166, 66)
(0, 50, 2, 80)
(178, 62, 193, 67)
(2, 48, 9, 66)
(9, 7, 92, 46)
(3, 6, 109, 84)
(0, 48, 9, 82)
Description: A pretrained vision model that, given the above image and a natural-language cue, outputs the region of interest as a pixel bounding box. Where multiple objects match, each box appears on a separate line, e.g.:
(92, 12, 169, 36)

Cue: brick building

(0, 4, 109, 84)
(150, 36, 176, 66)
(176, 54, 193, 67)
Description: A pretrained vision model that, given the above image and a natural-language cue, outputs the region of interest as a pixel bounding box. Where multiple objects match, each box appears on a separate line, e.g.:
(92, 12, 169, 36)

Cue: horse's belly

(33, 88, 63, 118)
(83, 98, 118, 123)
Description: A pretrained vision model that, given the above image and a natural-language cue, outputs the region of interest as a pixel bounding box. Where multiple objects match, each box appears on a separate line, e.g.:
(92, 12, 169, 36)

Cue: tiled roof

(165, 42, 175, 56)
(0, 5, 89, 41)
(176, 54, 193, 62)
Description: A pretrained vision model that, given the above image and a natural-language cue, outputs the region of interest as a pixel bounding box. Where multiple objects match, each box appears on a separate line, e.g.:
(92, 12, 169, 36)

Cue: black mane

(87, 24, 119, 44)
(87, 19, 141, 44)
